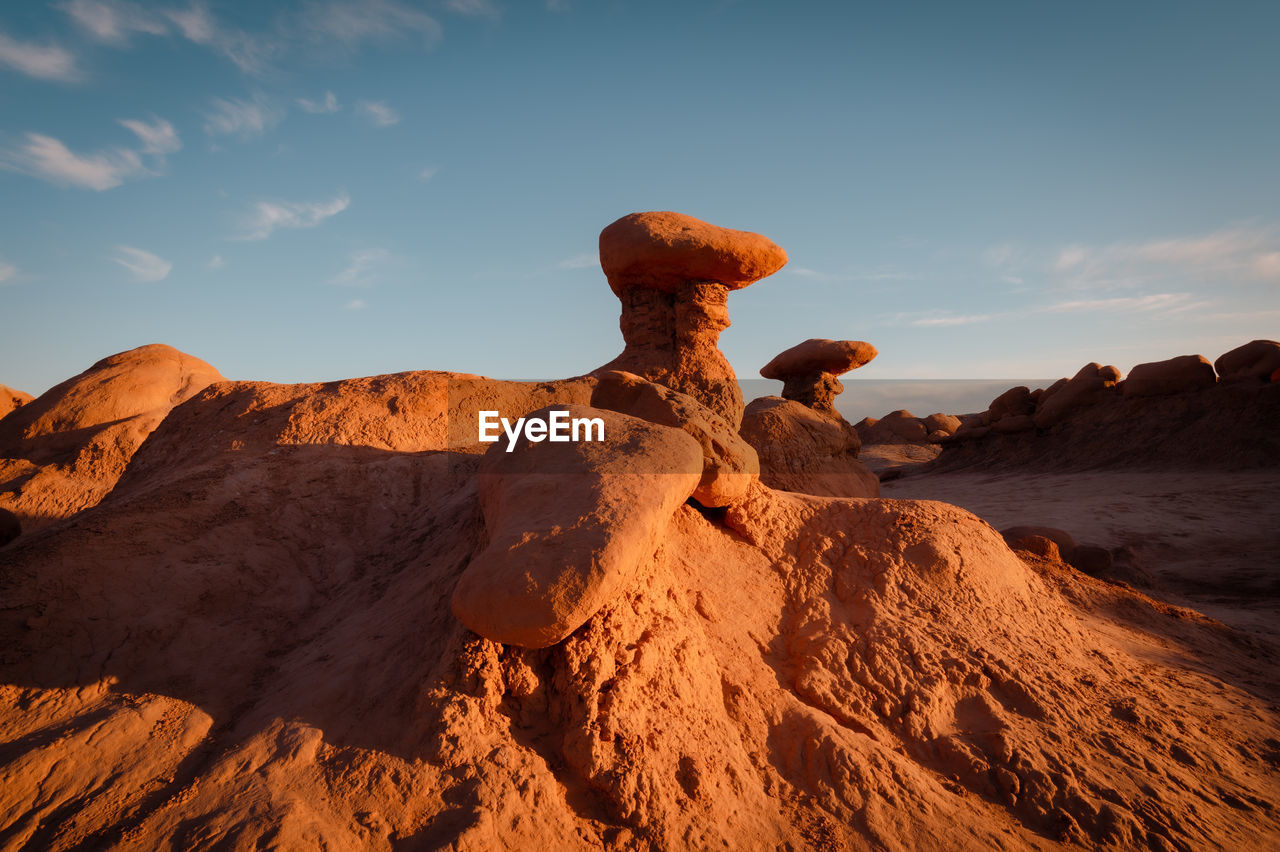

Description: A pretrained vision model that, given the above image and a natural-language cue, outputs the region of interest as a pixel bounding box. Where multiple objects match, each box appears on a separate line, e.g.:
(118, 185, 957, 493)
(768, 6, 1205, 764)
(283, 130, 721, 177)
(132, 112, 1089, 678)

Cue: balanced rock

(0, 385, 34, 420)
(760, 338, 877, 413)
(599, 211, 787, 295)
(595, 212, 787, 426)
(451, 404, 702, 648)
(1214, 339, 1280, 383)
(740, 397, 878, 498)
(592, 370, 758, 507)
(1123, 354, 1216, 398)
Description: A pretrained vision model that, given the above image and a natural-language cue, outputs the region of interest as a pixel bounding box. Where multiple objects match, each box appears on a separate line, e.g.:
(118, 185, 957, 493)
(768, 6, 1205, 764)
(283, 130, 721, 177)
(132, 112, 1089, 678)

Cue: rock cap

(599, 211, 787, 295)
(760, 338, 878, 380)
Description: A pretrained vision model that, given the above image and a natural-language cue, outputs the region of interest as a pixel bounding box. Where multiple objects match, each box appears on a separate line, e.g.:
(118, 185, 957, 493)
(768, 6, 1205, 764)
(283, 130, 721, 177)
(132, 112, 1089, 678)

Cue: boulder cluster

(952, 340, 1280, 442)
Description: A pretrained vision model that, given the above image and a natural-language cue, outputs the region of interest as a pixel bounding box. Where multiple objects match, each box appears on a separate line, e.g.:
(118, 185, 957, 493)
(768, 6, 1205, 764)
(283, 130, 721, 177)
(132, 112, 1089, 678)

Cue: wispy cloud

(112, 245, 171, 282)
(356, 99, 399, 127)
(119, 116, 181, 155)
(0, 132, 145, 190)
(345, 298, 366, 310)
(164, 4, 277, 74)
(331, 247, 389, 286)
(207, 254, 225, 270)
(910, 314, 998, 328)
(1053, 224, 1280, 289)
(62, 0, 167, 45)
(302, 0, 442, 49)
(445, 0, 501, 20)
(0, 30, 80, 82)
(298, 90, 340, 113)
(887, 291, 1207, 329)
(0, 256, 17, 284)
(240, 192, 350, 240)
(418, 165, 437, 181)
(557, 252, 598, 270)
(204, 94, 280, 139)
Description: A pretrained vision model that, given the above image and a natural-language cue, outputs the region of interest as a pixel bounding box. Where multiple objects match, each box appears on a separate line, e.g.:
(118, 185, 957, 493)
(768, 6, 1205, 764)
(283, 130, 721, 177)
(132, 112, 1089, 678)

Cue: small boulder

(1009, 535, 1061, 561)
(1001, 525, 1077, 559)
(1034, 363, 1120, 429)
(592, 370, 758, 507)
(452, 405, 703, 648)
(988, 386, 1035, 421)
(1123, 354, 1216, 398)
(922, 412, 961, 434)
(1214, 339, 1280, 383)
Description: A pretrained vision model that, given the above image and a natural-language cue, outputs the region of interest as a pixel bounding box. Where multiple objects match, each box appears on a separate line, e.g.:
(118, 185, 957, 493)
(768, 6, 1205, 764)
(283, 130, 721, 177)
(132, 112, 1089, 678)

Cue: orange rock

(451, 404, 702, 648)
(591, 370, 758, 507)
(739, 396, 878, 497)
(987, 386, 1035, 421)
(760, 338, 877, 412)
(1033, 363, 1120, 428)
(1123, 354, 1216, 398)
(598, 211, 787, 295)
(0, 384, 33, 420)
(1214, 339, 1280, 382)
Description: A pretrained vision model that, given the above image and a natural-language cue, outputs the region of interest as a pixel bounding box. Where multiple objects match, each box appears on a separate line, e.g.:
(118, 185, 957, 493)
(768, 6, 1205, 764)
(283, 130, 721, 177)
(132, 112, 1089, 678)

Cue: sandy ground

(881, 453, 1280, 644)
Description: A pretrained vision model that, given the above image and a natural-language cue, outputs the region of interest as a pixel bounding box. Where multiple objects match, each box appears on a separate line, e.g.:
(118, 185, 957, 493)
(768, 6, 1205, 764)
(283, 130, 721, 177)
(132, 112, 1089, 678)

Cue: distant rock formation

(0, 343, 224, 531)
(0, 385, 33, 420)
(759, 338, 877, 413)
(594, 211, 787, 427)
(743, 338, 880, 497)
(934, 341, 1280, 471)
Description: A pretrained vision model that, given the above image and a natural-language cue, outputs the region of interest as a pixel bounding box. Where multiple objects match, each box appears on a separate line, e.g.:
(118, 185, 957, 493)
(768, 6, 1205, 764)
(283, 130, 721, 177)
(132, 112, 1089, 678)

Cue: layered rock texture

(595, 211, 787, 426)
(0, 218, 1277, 850)
(743, 338, 880, 498)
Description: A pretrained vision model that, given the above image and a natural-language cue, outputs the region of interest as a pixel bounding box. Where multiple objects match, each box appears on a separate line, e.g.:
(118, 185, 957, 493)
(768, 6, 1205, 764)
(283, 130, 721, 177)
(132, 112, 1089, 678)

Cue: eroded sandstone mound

(0, 385, 33, 419)
(0, 344, 224, 533)
(1, 384, 1276, 848)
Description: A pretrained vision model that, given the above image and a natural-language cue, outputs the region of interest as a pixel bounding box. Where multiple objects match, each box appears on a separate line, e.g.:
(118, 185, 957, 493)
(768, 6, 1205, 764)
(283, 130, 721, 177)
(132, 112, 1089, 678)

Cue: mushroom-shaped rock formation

(591, 370, 758, 508)
(760, 338, 878, 413)
(1215, 339, 1280, 383)
(451, 404, 703, 648)
(594, 212, 787, 427)
(0, 385, 34, 420)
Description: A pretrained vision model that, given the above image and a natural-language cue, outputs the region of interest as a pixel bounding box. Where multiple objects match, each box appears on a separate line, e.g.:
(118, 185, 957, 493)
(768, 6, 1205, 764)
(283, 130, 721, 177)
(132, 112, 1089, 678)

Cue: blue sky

(2, 0, 1278, 396)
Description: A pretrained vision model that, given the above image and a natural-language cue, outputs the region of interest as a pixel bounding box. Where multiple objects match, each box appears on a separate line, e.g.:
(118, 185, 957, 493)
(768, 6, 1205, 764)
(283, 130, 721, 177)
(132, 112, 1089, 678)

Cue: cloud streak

(240, 192, 350, 240)
(0, 256, 17, 284)
(357, 100, 399, 127)
(204, 95, 280, 138)
(113, 245, 171, 282)
(331, 248, 389, 286)
(62, 0, 167, 45)
(0, 30, 80, 82)
(298, 91, 340, 113)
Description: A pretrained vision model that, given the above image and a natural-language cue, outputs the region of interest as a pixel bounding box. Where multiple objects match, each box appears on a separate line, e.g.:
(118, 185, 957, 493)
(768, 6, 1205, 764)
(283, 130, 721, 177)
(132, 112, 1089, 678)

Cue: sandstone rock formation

(1033, 362, 1121, 429)
(1123, 353, 1216, 398)
(0, 344, 224, 532)
(0, 385, 33, 419)
(740, 396, 879, 498)
(591, 370, 758, 507)
(452, 404, 703, 648)
(857, 408, 929, 443)
(759, 338, 877, 413)
(1215, 339, 1280, 382)
(595, 212, 786, 426)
